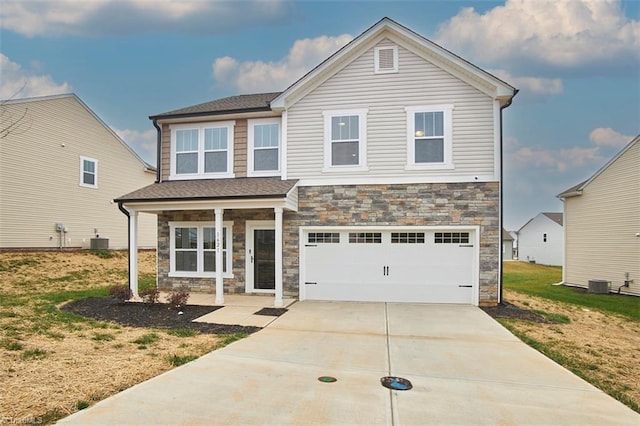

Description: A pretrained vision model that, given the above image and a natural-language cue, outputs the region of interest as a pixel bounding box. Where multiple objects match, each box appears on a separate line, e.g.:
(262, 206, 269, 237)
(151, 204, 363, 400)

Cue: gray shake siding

(157, 181, 499, 305)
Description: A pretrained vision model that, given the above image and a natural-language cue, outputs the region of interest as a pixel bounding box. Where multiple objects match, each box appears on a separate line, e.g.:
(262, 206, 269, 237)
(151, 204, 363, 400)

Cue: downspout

(499, 89, 519, 305)
(152, 119, 161, 183)
(117, 202, 131, 291)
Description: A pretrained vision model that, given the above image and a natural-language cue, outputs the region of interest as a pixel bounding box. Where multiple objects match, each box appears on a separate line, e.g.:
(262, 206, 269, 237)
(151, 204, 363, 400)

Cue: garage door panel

(302, 229, 476, 304)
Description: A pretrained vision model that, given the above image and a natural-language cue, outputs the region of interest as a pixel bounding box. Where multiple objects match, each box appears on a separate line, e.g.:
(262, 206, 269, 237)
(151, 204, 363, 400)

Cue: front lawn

(503, 261, 640, 321)
(501, 261, 640, 413)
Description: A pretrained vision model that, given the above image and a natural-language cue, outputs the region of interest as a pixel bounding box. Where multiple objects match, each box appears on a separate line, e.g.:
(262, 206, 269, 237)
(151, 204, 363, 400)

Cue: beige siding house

(0, 94, 157, 250)
(116, 18, 516, 307)
(558, 135, 640, 296)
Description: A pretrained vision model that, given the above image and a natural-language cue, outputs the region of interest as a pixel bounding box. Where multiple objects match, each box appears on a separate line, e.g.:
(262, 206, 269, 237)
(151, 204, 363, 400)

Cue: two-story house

(1, 93, 157, 250)
(116, 18, 516, 307)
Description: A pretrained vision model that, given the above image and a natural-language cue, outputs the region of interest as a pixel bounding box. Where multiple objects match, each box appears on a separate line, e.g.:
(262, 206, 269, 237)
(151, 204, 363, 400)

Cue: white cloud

(211, 34, 353, 93)
(589, 127, 634, 147)
(436, 0, 639, 72)
(489, 69, 563, 98)
(0, 53, 71, 100)
(114, 128, 157, 165)
(0, 0, 292, 37)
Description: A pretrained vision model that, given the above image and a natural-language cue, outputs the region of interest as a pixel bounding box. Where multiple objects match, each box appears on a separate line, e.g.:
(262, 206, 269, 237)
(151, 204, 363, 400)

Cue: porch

(114, 178, 299, 308)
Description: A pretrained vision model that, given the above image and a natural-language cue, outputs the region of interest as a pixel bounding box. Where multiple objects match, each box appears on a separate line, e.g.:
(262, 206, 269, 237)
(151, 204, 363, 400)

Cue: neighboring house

(517, 213, 564, 266)
(502, 229, 514, 260)
(558, 135, 639, 296)
(116, 18, 517, 307)
(0, 94, 157, 250)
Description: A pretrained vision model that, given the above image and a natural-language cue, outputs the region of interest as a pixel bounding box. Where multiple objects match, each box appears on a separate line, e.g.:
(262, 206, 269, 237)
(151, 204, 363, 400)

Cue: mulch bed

(481, 302, 549, 323)
(62, 297, 261, 334)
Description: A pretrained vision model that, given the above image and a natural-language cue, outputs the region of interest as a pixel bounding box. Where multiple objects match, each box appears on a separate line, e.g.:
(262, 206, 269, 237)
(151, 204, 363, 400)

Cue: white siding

(564, 142, 640, 295)
(518, 214, 564, 266)
(0, 95, 157, 249)
(286, 39, 495, 181)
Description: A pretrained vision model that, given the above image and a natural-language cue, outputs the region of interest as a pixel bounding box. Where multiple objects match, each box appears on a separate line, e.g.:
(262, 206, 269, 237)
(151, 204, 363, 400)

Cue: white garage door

(302, 229, 476, 304)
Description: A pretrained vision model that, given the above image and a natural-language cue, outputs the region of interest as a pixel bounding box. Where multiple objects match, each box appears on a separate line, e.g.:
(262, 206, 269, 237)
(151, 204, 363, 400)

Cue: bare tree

(0, 81, 33, 139)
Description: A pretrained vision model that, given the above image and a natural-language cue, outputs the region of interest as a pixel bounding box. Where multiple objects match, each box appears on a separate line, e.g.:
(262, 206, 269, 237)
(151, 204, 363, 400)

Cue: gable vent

(375, 46, 398, 74)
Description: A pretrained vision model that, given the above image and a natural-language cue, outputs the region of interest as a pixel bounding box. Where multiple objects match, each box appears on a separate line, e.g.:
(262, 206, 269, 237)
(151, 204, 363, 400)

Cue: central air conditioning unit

(588, 279, 609, 294)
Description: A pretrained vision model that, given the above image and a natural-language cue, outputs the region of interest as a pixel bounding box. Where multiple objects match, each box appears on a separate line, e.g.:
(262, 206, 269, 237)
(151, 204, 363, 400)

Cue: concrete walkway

(59, 302, 639, 425)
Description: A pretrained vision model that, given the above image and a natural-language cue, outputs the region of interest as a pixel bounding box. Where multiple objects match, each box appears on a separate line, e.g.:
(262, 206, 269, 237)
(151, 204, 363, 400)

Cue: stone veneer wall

(157, 182, 500, 306)
(157, 209, 274, 293)
(283, 182, 500, 306)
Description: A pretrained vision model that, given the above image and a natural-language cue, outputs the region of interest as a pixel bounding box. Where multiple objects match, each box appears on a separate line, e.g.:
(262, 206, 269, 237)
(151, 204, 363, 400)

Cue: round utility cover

(380, 376, 412, 391)
(318, 376, 337, 383)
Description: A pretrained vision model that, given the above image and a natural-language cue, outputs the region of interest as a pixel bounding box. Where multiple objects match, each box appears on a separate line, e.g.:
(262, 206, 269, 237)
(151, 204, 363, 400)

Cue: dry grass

(0, 251, 222, 424)
(501, 289, 640, 412)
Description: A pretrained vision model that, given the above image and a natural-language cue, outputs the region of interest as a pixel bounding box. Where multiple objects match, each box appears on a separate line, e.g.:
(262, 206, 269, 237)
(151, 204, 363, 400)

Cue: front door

(245, 221, 276, 293)
(254, 229, 275, 290)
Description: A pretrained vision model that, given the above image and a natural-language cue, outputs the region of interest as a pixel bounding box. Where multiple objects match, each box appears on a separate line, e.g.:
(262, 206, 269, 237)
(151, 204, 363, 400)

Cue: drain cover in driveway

(380, 376, 412, 390)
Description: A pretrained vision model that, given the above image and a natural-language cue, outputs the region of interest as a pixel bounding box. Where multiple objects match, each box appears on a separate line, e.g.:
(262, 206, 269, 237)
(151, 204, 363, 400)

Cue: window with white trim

(170, 122, 235, 179)
(80, 156, 98, 188)
(405, 105, 453, 169)
(248, 118, 280, 176)
(374, 46, 398, 74)
(323, 109, 368, 170)
(169, 222, 233, 277)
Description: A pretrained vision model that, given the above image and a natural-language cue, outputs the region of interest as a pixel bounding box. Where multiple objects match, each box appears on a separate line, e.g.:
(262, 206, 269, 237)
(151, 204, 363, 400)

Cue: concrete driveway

(59, 302, 638, 425)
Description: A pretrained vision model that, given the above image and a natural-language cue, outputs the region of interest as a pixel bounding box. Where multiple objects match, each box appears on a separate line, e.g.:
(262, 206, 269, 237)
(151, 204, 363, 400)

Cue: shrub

(140, 286, 160, 304)
(167, 286, 190, 309)
(108, 284, 131, 302)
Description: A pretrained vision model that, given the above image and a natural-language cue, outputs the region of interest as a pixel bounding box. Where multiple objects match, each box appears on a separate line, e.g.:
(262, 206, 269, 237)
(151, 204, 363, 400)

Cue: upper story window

(323, 109, 368, 172)
(170, 122, 235, 179)
(79, 156, 98, 188)
(248, 118, 280, 177)
(405, 105, 453, 169)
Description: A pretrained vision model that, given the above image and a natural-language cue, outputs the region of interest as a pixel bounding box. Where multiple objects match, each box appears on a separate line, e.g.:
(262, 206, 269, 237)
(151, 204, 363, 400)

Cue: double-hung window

(79, 156, 98, 188)
(323, 109, 368, 171)
(169, 222, 233, 277)
(405, 105, 453, 169)
(248, 118, 280, 176)
(171, 122, 235, 179)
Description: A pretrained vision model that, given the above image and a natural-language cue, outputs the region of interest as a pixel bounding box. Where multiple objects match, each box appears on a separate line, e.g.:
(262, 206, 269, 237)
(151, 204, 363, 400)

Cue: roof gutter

(152, 119, 161, 183)
(498, 88, 519, 305)
(557, 190, 582, 199)
(149, 106, 272, 122)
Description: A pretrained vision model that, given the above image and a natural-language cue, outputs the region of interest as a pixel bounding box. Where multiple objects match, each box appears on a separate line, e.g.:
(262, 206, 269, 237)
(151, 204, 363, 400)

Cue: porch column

(215, 208, 224, 305)
(129, 210, 139, 299)
(274, 207, 284, 307)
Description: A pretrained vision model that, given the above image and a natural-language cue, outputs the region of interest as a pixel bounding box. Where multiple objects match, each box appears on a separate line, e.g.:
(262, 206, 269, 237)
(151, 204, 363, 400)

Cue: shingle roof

(502, 229, 514, 240)
(115, 177, 298, 203)
(150, 92, 282, 120)
(542, 212, 563, 226)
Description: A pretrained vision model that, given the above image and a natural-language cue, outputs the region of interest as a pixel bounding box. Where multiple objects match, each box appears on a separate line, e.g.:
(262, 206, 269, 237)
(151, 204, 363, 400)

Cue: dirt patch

(497, 290, 640, 411)
(62, 297, 260, 335)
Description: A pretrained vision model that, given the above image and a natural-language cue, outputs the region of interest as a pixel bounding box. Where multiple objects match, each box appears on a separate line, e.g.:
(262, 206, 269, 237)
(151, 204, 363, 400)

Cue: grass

(132, 333, 160, 345)
(165, 353, 198, 366)
(503, 261, 640, 321)
(166, 328, 200, 337)
(500, 320, 640, 413)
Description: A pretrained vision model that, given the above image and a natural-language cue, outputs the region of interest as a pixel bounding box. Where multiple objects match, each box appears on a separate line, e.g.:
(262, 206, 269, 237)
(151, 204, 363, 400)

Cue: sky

(1, 0, 638, 230)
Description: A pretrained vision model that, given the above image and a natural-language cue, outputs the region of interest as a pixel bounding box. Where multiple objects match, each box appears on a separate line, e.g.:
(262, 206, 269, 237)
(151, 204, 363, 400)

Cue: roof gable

(558, 134, 639, 198)
(2, 93, 155, 171)
(271, 17, 516, 110)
